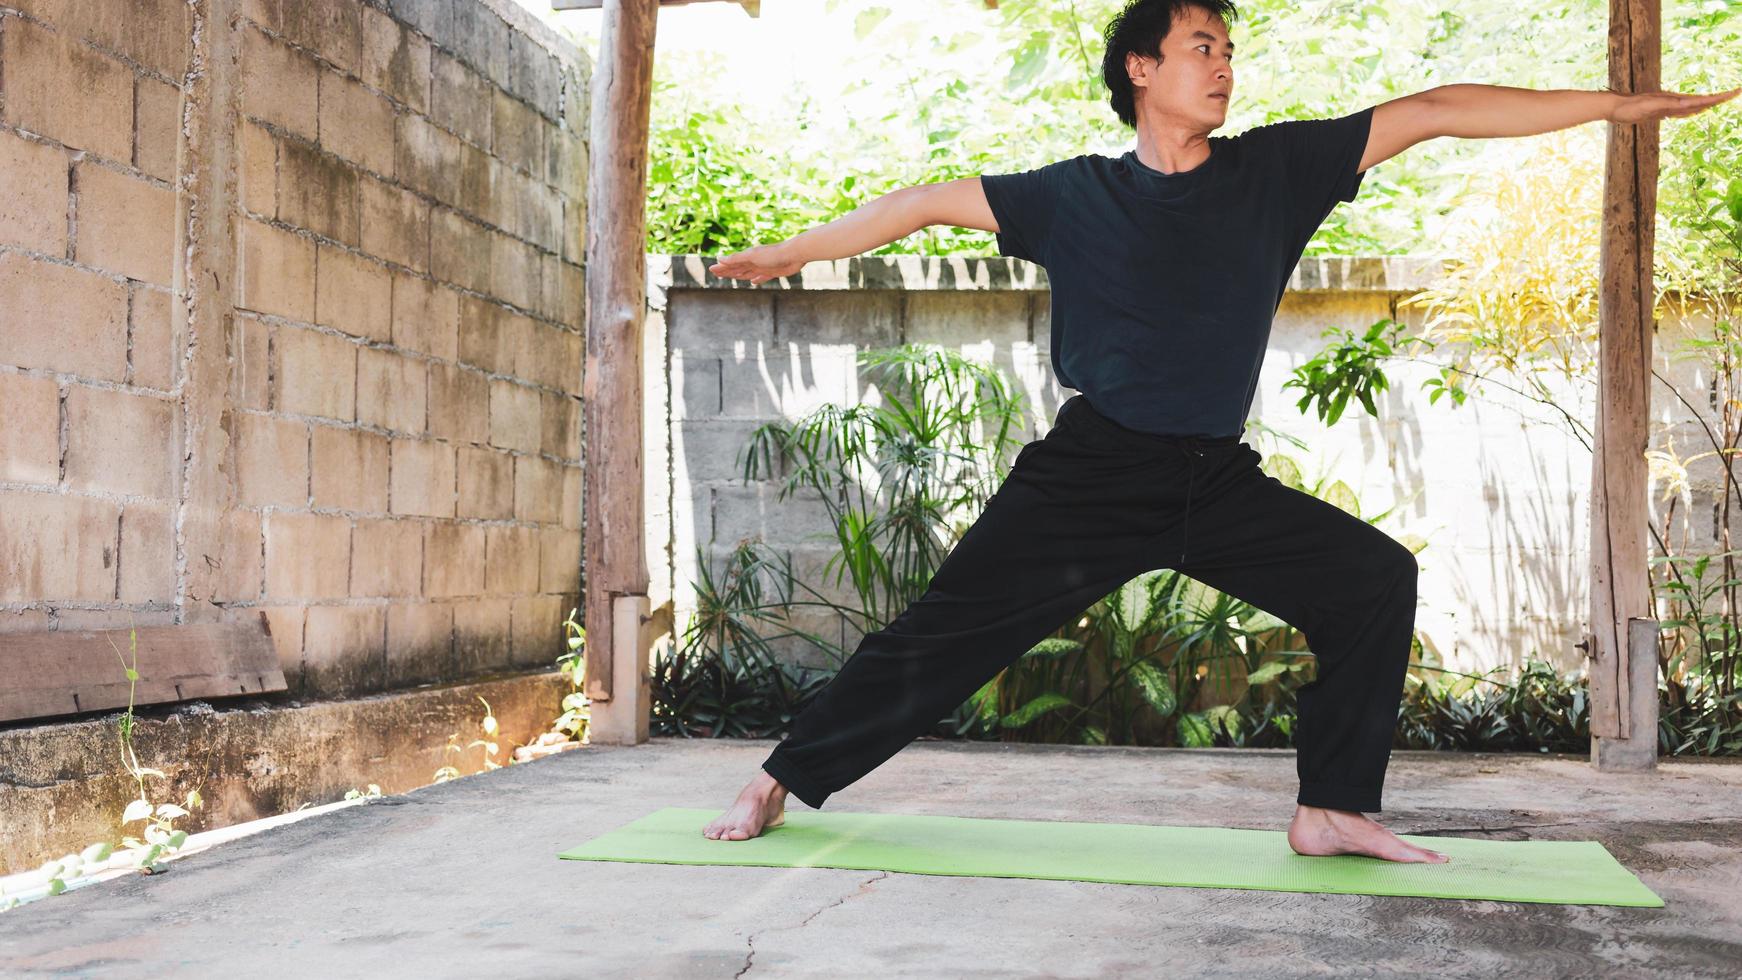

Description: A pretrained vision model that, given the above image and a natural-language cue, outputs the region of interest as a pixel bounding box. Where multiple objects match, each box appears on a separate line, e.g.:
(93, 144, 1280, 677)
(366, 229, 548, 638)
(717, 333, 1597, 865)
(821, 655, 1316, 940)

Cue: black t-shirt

(980, 106, 1375, 437)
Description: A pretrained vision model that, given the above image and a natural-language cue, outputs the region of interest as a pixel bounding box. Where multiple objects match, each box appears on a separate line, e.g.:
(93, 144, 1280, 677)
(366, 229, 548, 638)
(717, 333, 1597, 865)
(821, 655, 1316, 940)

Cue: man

(701, 0, 1737, 862)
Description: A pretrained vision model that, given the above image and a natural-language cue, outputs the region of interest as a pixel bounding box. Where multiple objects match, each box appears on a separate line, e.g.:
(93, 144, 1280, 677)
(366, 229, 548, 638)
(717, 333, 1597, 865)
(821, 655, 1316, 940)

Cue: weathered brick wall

(0, 0, 588, 699)
(648, 254, 1727, 678)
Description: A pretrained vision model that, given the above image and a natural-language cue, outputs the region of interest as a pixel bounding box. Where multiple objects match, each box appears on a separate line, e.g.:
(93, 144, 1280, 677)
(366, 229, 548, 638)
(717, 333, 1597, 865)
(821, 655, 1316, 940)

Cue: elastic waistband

(1060, 395, 1243, 452)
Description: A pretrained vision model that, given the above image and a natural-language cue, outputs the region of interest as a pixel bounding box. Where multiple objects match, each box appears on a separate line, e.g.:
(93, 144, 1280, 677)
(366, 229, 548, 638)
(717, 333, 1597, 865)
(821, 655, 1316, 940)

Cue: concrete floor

(0, 738, 1739, 979)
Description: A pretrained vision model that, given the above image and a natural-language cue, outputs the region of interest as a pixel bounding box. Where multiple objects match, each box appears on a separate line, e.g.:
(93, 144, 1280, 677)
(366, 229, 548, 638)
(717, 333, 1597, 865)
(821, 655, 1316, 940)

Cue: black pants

(762, 393, 1418, 813)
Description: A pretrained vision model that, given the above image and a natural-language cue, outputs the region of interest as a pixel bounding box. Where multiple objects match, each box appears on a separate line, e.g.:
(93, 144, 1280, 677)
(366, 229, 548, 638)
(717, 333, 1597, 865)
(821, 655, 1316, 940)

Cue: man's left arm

(1358, 83, 1740, 172)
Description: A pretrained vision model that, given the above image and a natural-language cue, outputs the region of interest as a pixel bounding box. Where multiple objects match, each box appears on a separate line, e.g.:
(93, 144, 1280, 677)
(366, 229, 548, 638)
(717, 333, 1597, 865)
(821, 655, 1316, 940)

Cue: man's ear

(1125, 50, 1153, 90)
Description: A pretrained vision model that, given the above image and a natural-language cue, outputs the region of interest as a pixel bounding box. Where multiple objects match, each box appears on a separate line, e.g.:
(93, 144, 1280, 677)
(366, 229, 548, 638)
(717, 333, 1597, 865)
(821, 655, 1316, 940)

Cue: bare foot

(702, 770, 790, 841)
(1287, 804, 1450, 863)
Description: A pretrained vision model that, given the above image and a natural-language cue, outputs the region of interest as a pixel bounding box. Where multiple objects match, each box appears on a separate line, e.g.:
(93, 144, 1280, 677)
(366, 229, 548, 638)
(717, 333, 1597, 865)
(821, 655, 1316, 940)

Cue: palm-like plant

(653, 541, 835, 738)
(737, 343, 1032, 638)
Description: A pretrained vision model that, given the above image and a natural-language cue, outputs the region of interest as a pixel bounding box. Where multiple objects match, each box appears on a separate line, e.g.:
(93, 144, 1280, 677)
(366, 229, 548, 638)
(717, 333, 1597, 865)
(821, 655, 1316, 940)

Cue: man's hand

(1609, 86, 1741, 124)
(709, 243, 805, 285)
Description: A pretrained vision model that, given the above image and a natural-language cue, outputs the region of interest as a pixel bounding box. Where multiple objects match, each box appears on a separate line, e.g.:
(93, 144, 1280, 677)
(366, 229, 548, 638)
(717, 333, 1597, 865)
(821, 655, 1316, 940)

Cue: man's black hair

(1100, 0, 1242, 129)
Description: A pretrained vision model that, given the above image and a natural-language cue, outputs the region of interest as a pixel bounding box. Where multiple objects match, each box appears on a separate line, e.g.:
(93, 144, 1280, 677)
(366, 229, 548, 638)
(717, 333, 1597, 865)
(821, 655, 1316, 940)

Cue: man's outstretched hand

(1608, 86, 1740, 124)
(709, 243, 805, 285)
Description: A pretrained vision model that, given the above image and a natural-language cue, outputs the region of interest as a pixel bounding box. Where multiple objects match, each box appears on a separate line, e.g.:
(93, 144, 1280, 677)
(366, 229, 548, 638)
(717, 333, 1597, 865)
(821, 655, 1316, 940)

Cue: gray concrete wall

(645, 254, 1730, 678)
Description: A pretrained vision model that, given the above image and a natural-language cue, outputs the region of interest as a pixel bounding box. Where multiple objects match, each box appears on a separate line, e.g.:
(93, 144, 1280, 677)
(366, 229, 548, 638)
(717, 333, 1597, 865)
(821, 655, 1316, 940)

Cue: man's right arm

(709, 179, 999, 284)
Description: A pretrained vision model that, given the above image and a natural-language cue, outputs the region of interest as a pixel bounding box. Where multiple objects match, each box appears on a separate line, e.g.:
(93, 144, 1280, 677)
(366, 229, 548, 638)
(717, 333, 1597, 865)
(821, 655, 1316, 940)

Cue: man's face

(1124, 6, 1235, 130)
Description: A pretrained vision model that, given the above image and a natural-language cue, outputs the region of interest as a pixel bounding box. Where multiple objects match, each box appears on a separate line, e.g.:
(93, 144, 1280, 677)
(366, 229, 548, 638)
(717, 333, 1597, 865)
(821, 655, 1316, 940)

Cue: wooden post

(582, 0, 658, 743)
(1588, 0, 1660, 769)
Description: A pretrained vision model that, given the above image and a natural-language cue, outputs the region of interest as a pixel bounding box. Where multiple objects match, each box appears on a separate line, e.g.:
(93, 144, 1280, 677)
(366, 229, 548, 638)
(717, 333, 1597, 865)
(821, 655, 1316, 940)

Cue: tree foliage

(645, 0, 1739, 276)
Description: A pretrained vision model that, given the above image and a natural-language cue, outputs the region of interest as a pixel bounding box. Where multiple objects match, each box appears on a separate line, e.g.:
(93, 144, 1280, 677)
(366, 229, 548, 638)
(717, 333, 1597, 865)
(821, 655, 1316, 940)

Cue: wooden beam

(0, 619, 286, 724)
(581, 0, 656, 741)
(553, 0, 1002, 10)
(553, 0, 760, 15)
(1588, 0, 1661, 768)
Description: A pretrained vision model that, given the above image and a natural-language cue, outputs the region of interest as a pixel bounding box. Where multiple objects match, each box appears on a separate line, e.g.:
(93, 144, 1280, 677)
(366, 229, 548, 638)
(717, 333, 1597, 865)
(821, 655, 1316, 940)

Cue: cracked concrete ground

(0, 739, 1738, 978)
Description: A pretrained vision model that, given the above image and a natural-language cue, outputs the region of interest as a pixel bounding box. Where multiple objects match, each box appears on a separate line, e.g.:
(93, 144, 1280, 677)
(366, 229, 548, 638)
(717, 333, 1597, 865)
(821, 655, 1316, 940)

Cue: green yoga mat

(559, 807, 1664, 907)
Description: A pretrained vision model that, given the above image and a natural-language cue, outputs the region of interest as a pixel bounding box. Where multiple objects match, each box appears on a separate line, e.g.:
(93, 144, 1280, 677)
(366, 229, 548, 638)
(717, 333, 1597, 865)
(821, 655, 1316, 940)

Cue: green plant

(738, 343, 1030, 637)
(3, 626, 202, 913)
(1394, 659, 1590, 751)
(1285, 317, 1459, 424)
(652, 541, 836, 738)
(1652, 550, 1742, 750)
(432, 696, 508, 783)
(967, 568, 1308, 748)
(551, 607, 592, 742)
(109, 628, 200, 874)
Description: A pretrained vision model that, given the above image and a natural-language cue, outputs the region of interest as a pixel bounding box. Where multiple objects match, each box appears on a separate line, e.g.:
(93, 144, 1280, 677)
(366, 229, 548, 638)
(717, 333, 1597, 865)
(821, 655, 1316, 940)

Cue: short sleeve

(979, 158, 1072, 265)
(1261, 106, 1375, 228)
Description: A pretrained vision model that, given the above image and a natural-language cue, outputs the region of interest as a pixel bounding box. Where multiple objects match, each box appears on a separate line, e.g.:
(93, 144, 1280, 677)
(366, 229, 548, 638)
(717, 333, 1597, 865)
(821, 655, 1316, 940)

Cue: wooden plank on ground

(0, 617, 287, 724)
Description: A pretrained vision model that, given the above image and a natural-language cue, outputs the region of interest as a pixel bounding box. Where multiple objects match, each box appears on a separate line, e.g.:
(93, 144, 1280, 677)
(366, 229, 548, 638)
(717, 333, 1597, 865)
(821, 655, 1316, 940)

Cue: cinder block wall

(0, 0, 589, 699)
(649, 255, 1727, 678)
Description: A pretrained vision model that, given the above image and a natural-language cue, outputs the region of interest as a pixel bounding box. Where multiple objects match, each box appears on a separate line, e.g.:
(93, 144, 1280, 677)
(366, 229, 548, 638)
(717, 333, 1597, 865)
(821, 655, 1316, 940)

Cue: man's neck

(1132, 117, 1215, 174)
